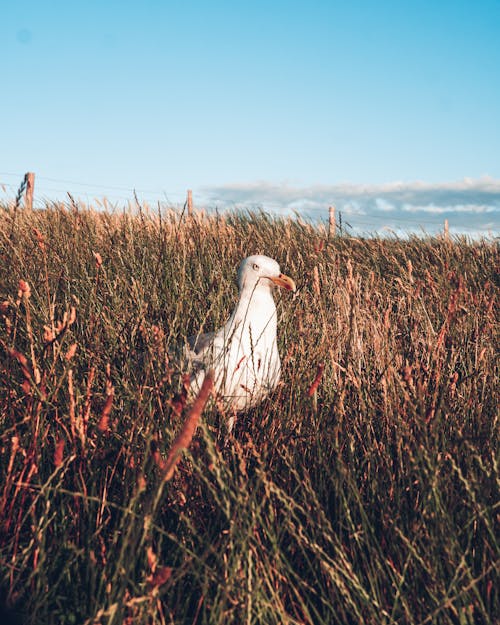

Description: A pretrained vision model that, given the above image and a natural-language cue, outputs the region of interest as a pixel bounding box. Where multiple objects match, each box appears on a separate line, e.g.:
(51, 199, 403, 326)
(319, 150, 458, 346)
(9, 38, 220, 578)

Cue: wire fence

(0, 171, 188, 206)
(1, 171, 498, 237)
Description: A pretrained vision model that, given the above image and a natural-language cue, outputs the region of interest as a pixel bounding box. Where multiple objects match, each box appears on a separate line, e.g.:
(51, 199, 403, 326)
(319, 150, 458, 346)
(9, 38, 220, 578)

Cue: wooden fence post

(328, 205, 336, 238)
(25, 172, 35, 210)
(444, 219, 449, 242)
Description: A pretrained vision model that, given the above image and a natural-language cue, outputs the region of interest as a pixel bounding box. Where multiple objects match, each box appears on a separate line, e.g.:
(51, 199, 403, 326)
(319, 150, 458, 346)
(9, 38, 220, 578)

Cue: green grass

(0, 202, 498, 625)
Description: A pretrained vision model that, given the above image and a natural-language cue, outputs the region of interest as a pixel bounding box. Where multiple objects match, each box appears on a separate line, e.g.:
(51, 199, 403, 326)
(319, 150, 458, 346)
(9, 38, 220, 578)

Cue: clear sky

(2, 0, 500, 235)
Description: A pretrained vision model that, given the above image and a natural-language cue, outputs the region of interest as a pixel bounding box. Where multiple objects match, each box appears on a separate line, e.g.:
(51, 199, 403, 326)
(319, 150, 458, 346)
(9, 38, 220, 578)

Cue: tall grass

(0, 201, 498, 625)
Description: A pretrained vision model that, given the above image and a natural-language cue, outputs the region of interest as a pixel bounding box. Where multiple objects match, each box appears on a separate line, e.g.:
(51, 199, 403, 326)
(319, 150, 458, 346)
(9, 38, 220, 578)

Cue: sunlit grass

(0, 201, 498, 625)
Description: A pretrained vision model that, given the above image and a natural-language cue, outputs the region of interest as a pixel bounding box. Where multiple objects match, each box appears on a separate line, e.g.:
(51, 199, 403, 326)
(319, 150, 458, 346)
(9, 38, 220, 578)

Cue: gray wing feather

(186, 332, 215, 361)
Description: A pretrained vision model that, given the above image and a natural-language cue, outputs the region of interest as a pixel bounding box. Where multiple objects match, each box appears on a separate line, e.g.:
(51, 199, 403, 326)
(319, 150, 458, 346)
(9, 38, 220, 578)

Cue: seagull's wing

(187, 331, 216, 360)
(184, 331, 219, 392)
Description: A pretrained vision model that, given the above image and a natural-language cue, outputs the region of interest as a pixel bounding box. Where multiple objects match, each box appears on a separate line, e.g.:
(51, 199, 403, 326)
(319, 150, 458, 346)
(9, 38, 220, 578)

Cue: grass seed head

(43, 325, 55, 343)
(33, 227, 46, 251)
(65, 343, 78, 361)
(18, 279, 31, 298)
(93, 251, 103, 267)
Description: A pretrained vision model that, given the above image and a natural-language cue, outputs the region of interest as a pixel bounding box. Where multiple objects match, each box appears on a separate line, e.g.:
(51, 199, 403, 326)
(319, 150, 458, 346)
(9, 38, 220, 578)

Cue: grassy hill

(0, 203, 498, 624)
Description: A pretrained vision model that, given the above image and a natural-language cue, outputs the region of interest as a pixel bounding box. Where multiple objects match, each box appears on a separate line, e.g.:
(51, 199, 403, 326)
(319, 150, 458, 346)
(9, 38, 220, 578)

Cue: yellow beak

(270, 273, 296, 292)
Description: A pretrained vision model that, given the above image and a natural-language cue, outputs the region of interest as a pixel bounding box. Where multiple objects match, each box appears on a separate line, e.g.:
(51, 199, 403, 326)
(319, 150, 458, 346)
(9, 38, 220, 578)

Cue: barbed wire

(0, 171, 185, 196)
(0, 171, 187, 203)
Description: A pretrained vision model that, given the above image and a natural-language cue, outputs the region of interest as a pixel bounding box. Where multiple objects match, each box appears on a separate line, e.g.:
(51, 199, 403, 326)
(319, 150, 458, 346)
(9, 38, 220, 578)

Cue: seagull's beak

(270, 273, 296, 292)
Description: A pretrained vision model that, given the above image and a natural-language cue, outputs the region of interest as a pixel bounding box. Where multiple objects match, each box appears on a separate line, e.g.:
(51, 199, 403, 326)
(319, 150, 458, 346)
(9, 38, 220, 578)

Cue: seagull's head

(237, 255, 296, 295)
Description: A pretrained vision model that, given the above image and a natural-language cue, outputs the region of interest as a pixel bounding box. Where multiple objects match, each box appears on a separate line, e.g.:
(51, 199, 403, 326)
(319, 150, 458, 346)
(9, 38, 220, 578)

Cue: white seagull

(185, 255, 296, 427)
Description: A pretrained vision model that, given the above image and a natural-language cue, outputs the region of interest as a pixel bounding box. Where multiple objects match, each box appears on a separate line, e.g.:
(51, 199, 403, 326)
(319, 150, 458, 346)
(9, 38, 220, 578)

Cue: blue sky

(2, 0, 500, 235)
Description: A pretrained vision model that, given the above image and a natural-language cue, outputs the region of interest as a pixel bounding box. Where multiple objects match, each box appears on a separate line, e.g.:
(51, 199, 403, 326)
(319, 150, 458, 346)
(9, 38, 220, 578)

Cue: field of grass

(0, 201, 498, 625)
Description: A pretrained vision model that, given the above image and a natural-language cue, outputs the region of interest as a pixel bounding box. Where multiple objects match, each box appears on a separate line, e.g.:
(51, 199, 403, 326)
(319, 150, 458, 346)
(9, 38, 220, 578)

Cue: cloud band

(203, 177, 500, 236)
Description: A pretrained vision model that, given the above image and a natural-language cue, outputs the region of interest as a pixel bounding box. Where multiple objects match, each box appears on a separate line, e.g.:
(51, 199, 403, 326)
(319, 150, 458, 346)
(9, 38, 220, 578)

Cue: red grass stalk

(146, 545, 173, 590)
(163, 370, 214, 482)
(307, 363, 325, 397)
(3, 345, 32, 382)
(97, 392, 114, 433)
(97, 365, 114, 433)
(68, 369, 76, 439)
(17, 280, 40, 384)
(147, 566, 173, 590)
(83, 366, 96, 427)
(34, 228, 56, 342)
(54, 438, 65, 468)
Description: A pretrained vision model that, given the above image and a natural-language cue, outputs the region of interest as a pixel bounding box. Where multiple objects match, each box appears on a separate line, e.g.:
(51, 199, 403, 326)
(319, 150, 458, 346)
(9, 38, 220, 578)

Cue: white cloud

(201, 177, 500, 236)
(375, 198, 395, 212)
(401, 203, 495, 214)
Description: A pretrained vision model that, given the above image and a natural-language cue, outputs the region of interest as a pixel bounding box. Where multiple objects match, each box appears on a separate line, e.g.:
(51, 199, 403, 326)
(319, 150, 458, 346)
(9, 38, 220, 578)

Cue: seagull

(185, 255, 296, 429)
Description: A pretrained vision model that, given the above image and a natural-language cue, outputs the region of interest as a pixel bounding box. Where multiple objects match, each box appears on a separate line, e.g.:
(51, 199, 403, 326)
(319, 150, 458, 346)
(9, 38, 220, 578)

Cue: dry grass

(0, 201, 498, 625)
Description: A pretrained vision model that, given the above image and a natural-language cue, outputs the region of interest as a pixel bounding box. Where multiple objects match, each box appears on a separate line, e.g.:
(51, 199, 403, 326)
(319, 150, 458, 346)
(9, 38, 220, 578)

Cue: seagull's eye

(252, 263, 260, 271)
